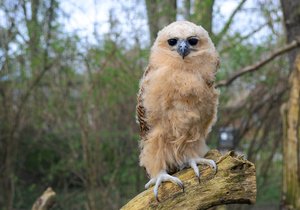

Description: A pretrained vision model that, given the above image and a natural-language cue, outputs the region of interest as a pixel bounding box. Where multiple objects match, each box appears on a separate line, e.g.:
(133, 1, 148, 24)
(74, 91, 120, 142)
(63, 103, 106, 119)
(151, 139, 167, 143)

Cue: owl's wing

(205, 55, 220, 88)
(136, 65, 152, 138)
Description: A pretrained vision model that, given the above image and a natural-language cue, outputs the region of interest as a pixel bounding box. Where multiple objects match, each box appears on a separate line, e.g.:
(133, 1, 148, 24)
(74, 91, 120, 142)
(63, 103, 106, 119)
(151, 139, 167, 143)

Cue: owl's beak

(177, 40, 190, 59)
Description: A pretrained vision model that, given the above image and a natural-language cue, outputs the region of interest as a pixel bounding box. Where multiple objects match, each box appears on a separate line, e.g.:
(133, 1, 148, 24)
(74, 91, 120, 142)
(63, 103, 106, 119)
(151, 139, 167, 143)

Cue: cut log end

(121, 150, 256, 210)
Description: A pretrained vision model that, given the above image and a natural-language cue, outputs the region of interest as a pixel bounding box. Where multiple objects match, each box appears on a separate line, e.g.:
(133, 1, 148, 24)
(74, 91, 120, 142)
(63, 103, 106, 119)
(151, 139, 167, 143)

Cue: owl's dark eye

(188, 38, 198, 46)
(167, 38, 178, 46)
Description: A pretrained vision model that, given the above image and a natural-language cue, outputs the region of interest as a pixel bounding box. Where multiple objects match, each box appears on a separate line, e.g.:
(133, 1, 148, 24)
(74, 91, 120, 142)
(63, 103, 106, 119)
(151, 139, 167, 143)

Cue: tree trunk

(145, 0, 177, 44)
(145, 1, 216, 44)
(280, 1, 300, 209)
(121, 150, 256, 210)
(183, 0, 191, 20)
(281, 55, 300, 210)
(191, 0, 214, 35)
(281, 0, 300, 68)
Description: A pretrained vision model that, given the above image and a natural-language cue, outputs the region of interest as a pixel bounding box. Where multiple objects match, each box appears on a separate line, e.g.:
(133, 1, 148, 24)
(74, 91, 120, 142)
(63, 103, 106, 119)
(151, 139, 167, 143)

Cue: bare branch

(10, 0, 56, 138)
(215, 0, 247, 45)
(219, 22, 269, 54)
(216, 39, 300, 88)
(121, 150, 256, 210)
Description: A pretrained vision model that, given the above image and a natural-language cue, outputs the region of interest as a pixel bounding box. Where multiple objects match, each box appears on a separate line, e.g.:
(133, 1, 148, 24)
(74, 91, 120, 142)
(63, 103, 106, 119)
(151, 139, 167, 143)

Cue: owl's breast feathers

(136, 64, 218, 140)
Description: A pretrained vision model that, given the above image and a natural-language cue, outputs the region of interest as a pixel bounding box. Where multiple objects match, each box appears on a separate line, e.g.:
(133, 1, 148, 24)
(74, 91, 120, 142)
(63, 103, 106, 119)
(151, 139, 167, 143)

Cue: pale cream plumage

(136, 21, 220, 201)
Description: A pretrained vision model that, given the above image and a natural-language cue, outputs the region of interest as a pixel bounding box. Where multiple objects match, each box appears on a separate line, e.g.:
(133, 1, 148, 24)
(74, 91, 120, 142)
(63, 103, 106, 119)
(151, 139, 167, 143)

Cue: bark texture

(281, 55, 300, 210)
(281, 0, 300, 67)
(121, 150, 256, 210)
(281, 1, 300, 209)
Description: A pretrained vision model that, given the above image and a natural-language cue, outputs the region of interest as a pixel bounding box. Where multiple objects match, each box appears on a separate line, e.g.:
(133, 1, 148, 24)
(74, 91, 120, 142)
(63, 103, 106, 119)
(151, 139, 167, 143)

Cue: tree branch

(10, 0, 56, 139)
(216, 39, 300, 88)
(219, 22, 269, 54)
(121, 150, 256, 210)
(215, 0, 247, 45)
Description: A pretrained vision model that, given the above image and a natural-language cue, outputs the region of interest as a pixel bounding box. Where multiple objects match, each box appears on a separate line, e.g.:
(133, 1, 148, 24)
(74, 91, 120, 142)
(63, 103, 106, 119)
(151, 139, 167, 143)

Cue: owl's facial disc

(176, 40, 190, 59)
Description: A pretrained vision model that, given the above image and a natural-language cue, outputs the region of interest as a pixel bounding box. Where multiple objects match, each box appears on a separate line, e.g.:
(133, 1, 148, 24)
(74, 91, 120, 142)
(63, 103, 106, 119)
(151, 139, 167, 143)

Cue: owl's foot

(145, 170, 184, 202)
(189, 157, 217, 182)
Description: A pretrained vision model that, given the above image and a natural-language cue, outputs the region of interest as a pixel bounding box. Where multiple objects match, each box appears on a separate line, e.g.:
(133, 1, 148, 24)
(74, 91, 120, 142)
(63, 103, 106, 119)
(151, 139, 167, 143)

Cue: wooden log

(32, 187, 56, 210)
(121, 150, 256, 210)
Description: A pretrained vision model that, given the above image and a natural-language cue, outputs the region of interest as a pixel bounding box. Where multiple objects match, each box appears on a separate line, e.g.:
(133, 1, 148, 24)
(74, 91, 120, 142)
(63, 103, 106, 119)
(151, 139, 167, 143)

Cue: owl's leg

(189, 157, 217, 182)
(145, 170, 184, 202)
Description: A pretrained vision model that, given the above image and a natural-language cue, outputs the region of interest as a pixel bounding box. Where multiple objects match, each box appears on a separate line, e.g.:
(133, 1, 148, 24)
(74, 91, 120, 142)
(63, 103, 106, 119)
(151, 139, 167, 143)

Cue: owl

(136, 21, 220, 201)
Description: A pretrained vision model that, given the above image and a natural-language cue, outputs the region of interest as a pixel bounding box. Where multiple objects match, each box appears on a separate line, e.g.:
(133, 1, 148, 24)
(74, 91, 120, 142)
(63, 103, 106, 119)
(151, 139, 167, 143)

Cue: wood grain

(121, 150, 256, 210)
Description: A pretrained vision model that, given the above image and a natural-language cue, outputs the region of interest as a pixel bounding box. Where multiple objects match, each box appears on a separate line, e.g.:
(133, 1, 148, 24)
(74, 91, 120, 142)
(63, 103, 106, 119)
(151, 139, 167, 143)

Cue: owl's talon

(189, 157, 217, 179)
(208, 160, 217, 175)
(146, 171, 184, 202)
(205, 159, 217, 175)
(155, 194, 160, 202)
(189, 159, 200, 183)
(145, 178, 156, 189)
(176, 180, 185, 192)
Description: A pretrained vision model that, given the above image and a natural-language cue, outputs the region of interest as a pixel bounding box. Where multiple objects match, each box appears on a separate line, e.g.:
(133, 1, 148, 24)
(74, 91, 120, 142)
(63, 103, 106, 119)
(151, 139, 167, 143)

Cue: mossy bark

(121, 150, 256, 210)
(281, 55, 300, 210)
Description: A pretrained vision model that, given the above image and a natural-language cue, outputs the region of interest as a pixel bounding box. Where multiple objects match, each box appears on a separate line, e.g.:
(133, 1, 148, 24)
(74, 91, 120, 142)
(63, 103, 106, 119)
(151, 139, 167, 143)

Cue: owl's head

(150, 21, 218, 69)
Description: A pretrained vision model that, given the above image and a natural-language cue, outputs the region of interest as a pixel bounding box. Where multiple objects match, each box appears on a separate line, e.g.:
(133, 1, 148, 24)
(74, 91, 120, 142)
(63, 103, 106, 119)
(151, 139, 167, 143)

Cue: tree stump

(31, 187, 56, 210)
(121, 150, 256, 210)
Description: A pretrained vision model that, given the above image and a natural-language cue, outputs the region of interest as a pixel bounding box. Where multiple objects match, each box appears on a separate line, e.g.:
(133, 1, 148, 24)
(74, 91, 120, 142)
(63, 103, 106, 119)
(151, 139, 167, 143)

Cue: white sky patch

(0, 9, 7, 27)
(214, 0, 282, 44)
(60, 0, 111, 42)
(59, 0, 149, 47)
(58, 0, 281, 47)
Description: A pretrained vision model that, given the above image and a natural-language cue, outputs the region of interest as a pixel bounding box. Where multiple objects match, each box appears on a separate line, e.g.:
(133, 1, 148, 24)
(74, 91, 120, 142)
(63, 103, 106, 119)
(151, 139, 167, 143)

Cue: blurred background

(0, 0, 299, 209)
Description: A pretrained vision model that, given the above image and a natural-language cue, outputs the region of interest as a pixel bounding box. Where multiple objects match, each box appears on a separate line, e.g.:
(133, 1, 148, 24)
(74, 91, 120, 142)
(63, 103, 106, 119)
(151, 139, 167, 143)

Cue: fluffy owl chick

(136, 21, 219, 201)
